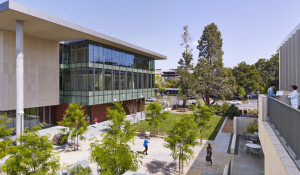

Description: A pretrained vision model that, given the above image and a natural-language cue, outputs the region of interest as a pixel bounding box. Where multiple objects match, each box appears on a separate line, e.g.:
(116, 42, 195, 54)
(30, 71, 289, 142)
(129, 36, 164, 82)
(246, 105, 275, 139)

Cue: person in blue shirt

(267, 84, 276, 98)
(143, 136, 150, 155)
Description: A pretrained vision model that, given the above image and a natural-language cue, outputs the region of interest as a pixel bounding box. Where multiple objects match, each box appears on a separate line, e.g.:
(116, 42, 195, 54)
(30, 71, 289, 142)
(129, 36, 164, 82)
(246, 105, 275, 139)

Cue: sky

(5, 0, 300, 70)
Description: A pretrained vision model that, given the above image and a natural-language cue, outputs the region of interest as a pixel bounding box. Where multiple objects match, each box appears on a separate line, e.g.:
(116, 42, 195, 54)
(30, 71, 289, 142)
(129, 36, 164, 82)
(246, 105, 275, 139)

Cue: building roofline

(277, 23, 300, 50)
(0, 1, 167, 60)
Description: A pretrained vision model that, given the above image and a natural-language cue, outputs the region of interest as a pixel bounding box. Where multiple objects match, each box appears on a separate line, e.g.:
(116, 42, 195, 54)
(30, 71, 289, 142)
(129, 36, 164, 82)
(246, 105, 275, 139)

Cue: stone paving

(36, 112, 207, 175)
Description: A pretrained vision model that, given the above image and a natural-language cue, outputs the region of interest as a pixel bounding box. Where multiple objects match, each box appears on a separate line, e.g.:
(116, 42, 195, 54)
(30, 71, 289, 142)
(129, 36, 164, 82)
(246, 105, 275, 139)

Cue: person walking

(267, 84, 276, 98)
(288, 85, 299, 109)
(206, 143, 213, 166)
(143, 136, 150, 155)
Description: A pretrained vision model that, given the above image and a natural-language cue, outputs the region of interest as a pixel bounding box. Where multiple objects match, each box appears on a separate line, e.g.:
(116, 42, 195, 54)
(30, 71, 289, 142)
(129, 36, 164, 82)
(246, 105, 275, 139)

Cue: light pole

(141, 95, 143, 119)
(17, 111, 24, 145)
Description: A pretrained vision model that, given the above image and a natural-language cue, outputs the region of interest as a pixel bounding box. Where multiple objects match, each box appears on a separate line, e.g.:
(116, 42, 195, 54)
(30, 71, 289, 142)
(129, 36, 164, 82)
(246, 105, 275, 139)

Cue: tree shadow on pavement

(145, 160, 177, 175)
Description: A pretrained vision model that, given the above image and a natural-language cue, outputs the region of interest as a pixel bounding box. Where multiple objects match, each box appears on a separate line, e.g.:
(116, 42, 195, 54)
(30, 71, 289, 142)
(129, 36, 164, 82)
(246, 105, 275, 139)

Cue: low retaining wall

(233, 117, 257, 135)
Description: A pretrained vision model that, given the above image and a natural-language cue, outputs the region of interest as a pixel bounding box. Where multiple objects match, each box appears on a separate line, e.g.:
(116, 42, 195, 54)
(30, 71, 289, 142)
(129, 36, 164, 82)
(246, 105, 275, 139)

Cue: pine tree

(194, 23, 234, 105)
(177, 25, 194, 108)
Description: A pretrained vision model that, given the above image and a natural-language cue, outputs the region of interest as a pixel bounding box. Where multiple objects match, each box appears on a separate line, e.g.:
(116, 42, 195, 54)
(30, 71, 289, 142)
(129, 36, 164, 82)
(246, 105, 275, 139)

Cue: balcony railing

(268, 97, 300, 159)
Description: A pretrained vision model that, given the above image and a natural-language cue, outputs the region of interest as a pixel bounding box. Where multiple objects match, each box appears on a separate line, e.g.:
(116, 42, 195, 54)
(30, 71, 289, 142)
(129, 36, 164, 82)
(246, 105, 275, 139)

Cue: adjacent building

(0, 1, 166, 133)
(259, 23, 300, 175)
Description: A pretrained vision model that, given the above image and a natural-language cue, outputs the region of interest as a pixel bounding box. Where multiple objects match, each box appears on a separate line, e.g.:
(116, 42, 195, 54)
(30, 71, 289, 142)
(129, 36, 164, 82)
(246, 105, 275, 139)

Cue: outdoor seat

(249, 136, 258, 143)
(150, 130, 156, 137)
(250, 148, 262, 157)
(137, 129, 145, 136)
(239, 143, 248, 153)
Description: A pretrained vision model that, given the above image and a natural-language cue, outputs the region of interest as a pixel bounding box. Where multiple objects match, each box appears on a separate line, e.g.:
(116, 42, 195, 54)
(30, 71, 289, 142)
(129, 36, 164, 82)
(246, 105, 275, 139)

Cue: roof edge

(0, 1, 167, 60)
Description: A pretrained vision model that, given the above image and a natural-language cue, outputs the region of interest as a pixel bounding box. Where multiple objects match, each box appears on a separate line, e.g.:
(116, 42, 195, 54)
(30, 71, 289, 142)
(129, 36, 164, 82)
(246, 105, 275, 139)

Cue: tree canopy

(233, 61, 260, 94)
(194, 23, 234, 105)
(90, 102, 140, 175)
(164, 115, 199, 175)
(145, 101, 169, 134)
(1, 125, 60, 175)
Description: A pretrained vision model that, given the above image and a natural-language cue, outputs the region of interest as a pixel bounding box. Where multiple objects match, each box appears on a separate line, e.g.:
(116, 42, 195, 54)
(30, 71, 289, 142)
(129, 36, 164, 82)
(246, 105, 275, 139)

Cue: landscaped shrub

(246, 119, 258, 133)
(221, 103, 230, 116)
(248, 109, 258, 116)
(226, 104, 240, 119)
(212, 104, 222, 115)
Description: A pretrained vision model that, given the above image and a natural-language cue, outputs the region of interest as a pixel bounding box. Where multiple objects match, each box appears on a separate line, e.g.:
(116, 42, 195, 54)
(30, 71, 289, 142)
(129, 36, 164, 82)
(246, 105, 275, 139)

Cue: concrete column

(16, 20, 24, 137)
(43, 107, 45, 122)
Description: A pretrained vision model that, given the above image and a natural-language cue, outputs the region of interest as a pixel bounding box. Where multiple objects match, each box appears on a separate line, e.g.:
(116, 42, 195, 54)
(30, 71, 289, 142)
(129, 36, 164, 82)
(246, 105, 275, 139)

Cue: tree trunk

(179, 158, 181, 175)
(70, 139, 72, 152)
(158, 126, 159, 136)
(77, 135, 79, 150)
(182, 161, 184, 174)
(183, 100, 187, 108)
(200, 129, 203, 145)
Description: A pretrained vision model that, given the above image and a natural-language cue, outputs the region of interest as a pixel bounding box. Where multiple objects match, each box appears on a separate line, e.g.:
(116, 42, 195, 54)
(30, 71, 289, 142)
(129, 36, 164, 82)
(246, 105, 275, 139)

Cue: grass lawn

(137, 113, 225, 141)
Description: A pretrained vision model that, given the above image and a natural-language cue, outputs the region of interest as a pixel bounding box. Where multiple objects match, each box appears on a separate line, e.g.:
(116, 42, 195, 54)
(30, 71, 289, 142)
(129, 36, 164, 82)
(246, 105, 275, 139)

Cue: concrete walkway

(187, 117, 232, 175)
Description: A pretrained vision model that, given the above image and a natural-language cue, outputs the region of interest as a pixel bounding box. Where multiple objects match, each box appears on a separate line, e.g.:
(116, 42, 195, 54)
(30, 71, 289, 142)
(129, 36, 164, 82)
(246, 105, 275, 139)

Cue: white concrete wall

(0, 30, 59, 111)
(233, 116, 257, 135)
(258, 95, 300, 175)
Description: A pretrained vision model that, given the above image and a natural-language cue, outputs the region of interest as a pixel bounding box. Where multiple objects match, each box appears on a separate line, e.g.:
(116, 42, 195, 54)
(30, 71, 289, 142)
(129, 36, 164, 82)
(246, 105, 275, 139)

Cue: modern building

(0, 1, 166, 134)
(161, 69, 179, 79)
(259, 23, 300, 175)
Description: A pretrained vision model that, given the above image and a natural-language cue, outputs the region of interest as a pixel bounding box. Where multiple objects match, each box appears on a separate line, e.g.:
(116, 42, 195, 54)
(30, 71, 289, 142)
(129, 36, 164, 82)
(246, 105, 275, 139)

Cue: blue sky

(6, 0, 300, 70)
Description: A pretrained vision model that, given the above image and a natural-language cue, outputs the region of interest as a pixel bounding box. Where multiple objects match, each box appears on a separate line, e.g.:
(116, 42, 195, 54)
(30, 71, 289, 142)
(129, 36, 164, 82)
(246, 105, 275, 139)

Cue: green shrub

(246, 119, 258, 133)
(221, 103, 230, 116)
(212, 104, 222, 115)
(226, 104, 240, 119)
(248, 109, 258, 116)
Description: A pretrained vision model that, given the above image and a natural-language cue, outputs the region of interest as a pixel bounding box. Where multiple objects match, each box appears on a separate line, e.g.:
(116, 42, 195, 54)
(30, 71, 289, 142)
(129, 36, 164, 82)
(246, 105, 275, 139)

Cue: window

(144, 73, 147, 89)
(127, 72, 132, 89)
(113, 70, 119, 90)
(133, 72, 137, 89)
(105, 69, 112, 90)
(89, 44, 94, 63)
(88, 69, 93, 91)
(139, 73, 143, 89)
(94, 45, 99, 63)
(120, 71, 126, 90)
(95, 69, 103, 91)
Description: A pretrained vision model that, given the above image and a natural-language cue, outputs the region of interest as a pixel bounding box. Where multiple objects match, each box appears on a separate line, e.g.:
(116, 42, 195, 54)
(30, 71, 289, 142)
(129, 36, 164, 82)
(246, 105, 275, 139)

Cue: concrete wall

(279, 29, 300, 92)
(258, 95, 300, 175)
(0, 30, 59, 111)
(233, 117, 257, 135)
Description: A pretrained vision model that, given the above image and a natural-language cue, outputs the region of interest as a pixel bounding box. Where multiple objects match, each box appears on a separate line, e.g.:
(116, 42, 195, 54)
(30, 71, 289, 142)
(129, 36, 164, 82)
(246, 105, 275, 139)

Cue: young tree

(0, 113, 14, 159)
(145, 101, 169, 135)
(59, 103, 89, 151)
(68, 165, 92, 175)
(1, 125, 60, 174)
(155, 74, 171, 95)
(127, 101, 138, 123)
(177, 25, 194, 108)
(90, 102, 140, 175)
(192, 101, 215, 145)
(164, 115, 199, 175)
(233, 61, 260, 94)
(194, 23, 232, 105)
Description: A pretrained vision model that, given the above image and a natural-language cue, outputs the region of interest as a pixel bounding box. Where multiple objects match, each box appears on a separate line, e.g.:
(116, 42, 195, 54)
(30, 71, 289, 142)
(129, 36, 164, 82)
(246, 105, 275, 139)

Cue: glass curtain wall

(59, 40, 155, 106)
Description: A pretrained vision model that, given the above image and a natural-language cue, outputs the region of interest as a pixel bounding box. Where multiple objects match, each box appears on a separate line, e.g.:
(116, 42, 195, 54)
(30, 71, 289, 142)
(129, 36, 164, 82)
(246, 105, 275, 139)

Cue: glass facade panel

(95, 69, 103, 91)
(105, 69, 112, 91)
(127, 72, 132, 89)
(138, 73, 143, 89)
(113, 70, 119, 90)
(120, 71, 126, 90)
(133, 72, 137, 89)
